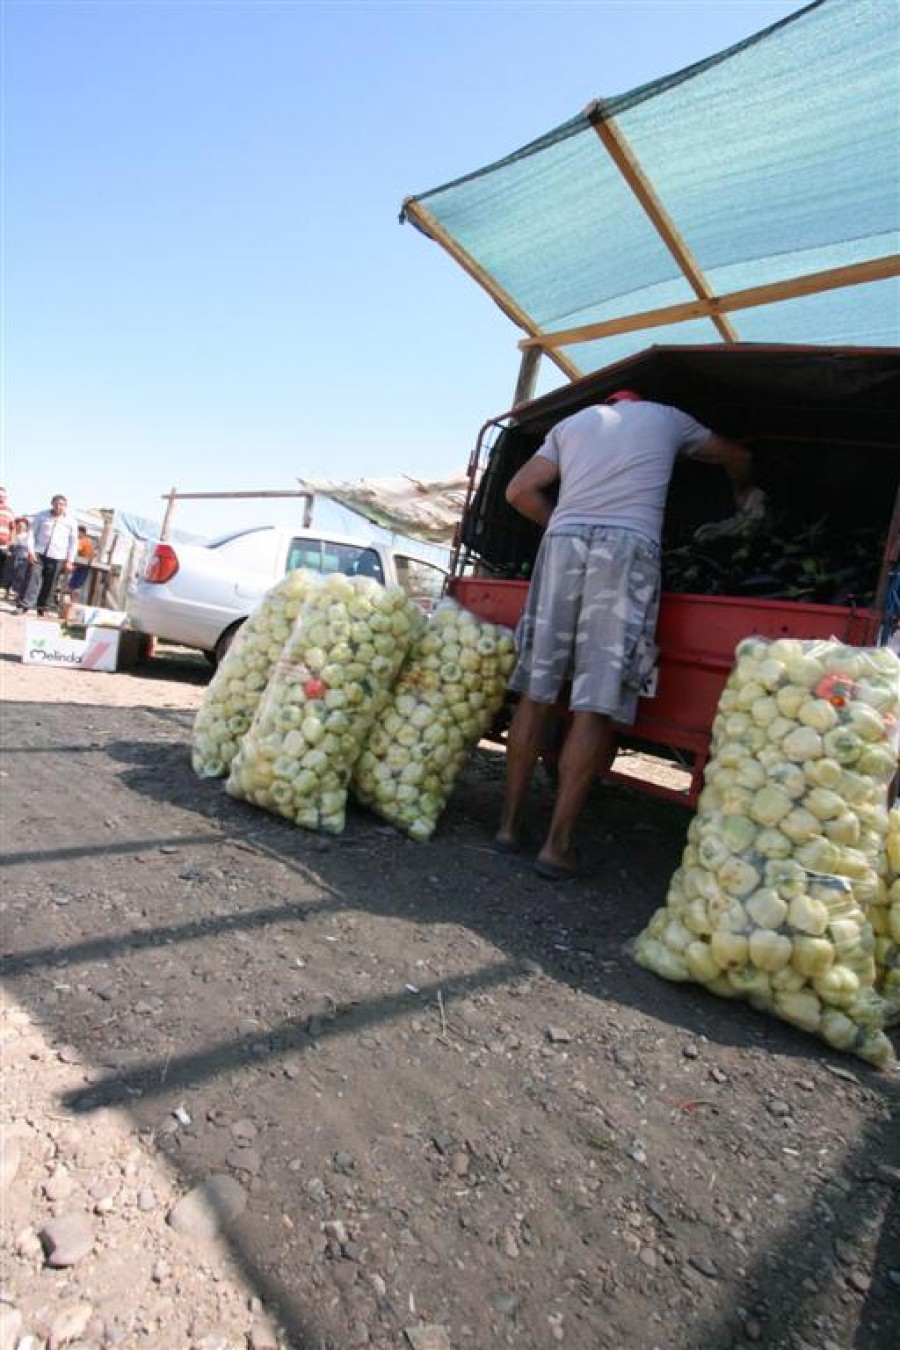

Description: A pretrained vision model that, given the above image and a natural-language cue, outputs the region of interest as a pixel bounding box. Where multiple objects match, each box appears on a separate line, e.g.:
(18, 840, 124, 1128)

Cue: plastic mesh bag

(352, 599, 517, 840)
(635, 638, 900, 1066)
(191, 569, 320, 779)
(875, 804, 900, 1025)
(226, 574, 423, 834)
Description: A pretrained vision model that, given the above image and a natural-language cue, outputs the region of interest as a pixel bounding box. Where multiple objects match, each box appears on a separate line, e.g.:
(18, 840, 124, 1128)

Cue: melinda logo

(29, 644, 85, 665)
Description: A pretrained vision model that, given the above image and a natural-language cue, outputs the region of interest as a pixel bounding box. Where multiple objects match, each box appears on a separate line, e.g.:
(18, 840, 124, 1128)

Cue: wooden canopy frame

(402, 100, 900, 404)
(159, 488, 315, 541)
(400, 197, 583, 388)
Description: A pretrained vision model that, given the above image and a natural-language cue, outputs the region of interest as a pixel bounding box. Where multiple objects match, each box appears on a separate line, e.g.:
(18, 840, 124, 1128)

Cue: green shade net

(402, 0, 899, 373)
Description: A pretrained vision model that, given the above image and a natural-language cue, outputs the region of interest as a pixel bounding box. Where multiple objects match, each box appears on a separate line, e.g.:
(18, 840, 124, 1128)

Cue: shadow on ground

(3, 695, 898, 1349)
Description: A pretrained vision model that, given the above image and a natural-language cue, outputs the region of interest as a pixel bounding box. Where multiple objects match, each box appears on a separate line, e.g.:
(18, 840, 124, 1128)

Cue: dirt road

(1, 609, 898, 1350)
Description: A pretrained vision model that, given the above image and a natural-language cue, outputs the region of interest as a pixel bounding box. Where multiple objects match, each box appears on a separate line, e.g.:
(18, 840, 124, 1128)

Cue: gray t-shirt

(535, 401, 711, 543)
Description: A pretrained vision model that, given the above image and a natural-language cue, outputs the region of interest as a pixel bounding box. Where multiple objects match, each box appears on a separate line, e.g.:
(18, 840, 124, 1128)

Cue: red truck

(446, 342, 900, 804)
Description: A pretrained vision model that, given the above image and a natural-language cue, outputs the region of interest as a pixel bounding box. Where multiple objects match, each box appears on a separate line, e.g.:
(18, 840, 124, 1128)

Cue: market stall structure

(400, 0, 900, 802)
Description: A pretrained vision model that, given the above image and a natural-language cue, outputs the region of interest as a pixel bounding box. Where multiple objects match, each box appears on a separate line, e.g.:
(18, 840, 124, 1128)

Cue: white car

(127, 525, 448, 664)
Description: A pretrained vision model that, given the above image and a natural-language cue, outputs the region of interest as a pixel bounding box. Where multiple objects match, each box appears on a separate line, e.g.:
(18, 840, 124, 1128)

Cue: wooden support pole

(92, 508, 116, 606)
(401, 198, 583, 383)
(519, 254, 900, 351)
(160, 489, 318, 502)
(513, 348, 543, 407)
(158, 488, 316, 536)
(585, 102, 739, 344)
(160, 487, 177, 542)
(97, 508, 115, 563)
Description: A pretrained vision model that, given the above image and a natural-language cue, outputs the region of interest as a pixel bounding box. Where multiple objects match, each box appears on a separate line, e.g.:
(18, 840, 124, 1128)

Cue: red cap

(606, 389, 642, 403)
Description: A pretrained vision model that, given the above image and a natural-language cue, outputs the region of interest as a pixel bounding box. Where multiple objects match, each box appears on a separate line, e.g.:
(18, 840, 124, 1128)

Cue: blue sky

(3, 0, 804, 540)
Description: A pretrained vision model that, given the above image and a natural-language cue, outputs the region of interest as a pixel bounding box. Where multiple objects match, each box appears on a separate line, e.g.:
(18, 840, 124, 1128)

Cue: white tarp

(299, 473, 471, 545)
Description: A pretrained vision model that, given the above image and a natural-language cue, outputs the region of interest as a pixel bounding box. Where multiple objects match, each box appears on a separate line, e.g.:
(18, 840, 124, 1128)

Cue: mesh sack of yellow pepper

(226, 574, 423, 834)
(875, 805, 900, 1025)
(635, 638, 900, 1066)
(351, 599, 517, 840)
(191, 569, 320, 779)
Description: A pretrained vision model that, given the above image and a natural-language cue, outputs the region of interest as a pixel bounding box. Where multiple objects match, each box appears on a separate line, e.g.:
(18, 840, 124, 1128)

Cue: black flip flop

(533, 856, 581, 882)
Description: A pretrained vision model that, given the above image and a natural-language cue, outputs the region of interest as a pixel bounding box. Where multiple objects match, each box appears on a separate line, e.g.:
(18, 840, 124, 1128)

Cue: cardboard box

(22, 620, 121, 672)
(67, 604, 128, 629)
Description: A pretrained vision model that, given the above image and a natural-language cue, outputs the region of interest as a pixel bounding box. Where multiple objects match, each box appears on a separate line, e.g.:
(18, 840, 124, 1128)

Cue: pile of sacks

(192, 571, 516, 839)
(635, 638, 900, 1066)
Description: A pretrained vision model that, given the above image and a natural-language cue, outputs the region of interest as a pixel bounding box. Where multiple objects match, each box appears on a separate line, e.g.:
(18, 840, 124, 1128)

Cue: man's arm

(691, 433, 768, 543)
(505, 454, 560, 528)
(690, 433, 757, 509)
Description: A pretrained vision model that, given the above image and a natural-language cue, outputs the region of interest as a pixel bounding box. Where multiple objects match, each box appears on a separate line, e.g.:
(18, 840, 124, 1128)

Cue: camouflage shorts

(508, 525, 661, 724)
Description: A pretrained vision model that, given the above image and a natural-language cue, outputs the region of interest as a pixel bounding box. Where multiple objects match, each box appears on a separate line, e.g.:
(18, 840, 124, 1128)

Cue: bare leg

(537, 711, 616, 871)
(496, 696, 554, 848)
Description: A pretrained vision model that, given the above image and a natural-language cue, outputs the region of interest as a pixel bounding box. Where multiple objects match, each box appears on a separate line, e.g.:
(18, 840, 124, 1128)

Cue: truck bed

(448, 345, 899, 804)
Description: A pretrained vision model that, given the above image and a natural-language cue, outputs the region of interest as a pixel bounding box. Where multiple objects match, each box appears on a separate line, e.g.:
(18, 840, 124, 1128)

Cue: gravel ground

(1, 608, 899, 1350)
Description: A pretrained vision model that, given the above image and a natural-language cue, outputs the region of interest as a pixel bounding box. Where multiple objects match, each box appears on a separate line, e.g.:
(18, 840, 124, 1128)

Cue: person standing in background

(4, 515, 30, 602)
(67, 526, 96, 597)
(17, 493, 78, 616)
(0, 487, 15, 591)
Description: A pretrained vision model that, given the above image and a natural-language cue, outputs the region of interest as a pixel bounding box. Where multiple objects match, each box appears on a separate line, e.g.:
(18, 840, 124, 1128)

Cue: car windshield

(287, 538, 385, 583)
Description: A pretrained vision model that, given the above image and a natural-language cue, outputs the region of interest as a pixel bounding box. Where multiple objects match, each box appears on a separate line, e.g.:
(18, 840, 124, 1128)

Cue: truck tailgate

(448, 577, 882, 804)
